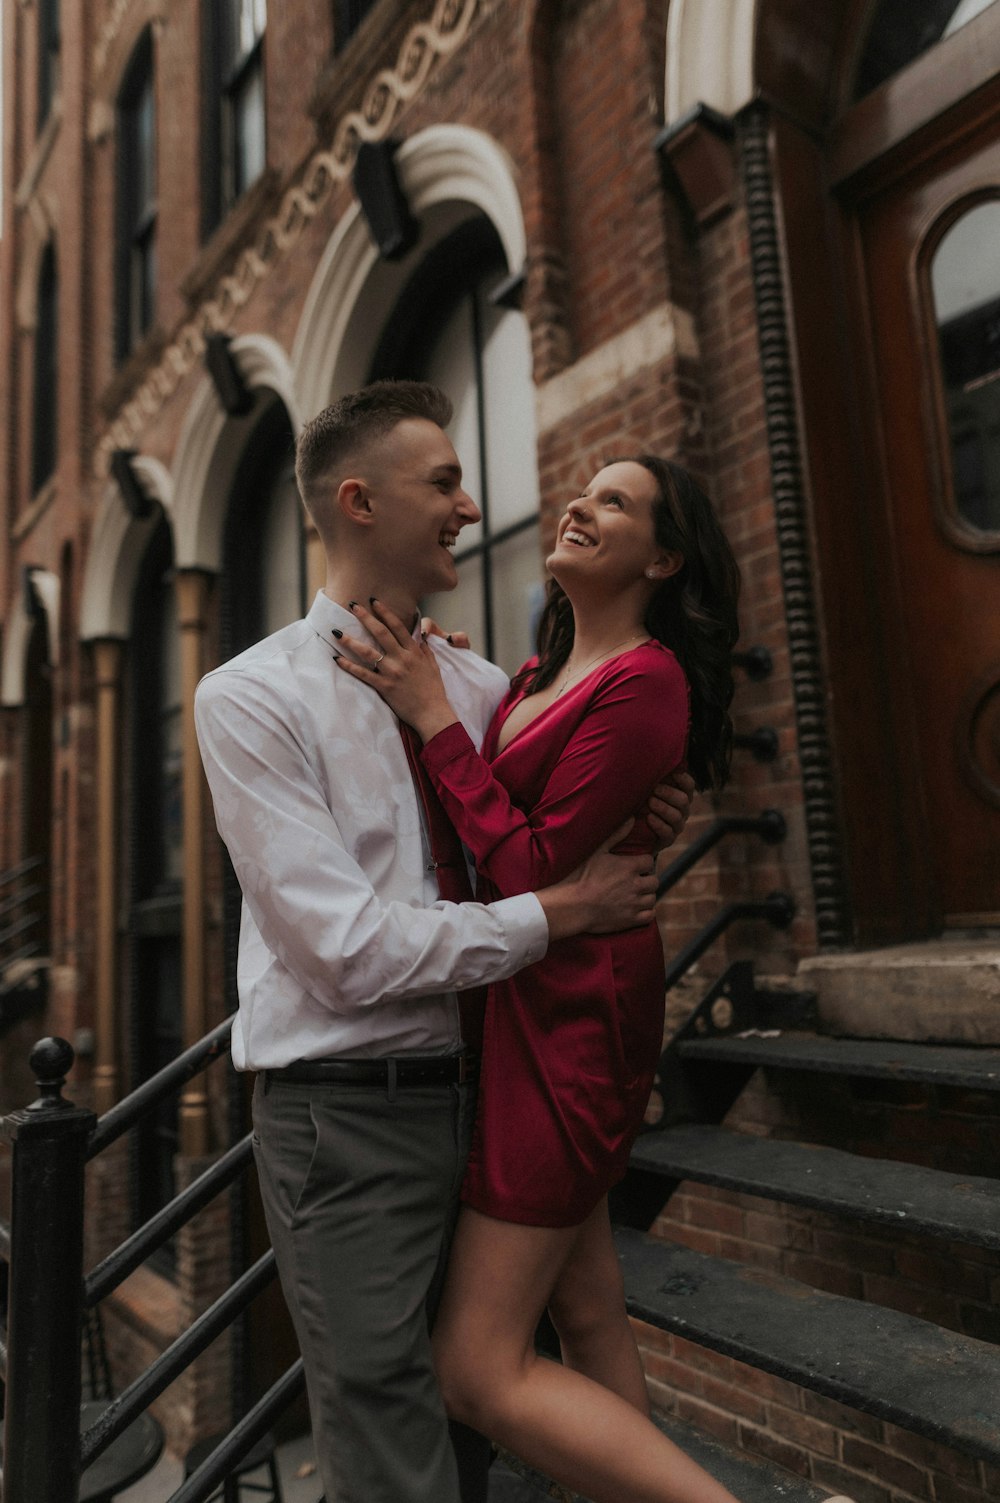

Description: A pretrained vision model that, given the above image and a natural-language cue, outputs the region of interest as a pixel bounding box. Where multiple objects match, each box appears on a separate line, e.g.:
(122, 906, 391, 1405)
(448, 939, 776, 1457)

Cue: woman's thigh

(433, 1207, 582, 1373)
(548, 1197, 626, 1333)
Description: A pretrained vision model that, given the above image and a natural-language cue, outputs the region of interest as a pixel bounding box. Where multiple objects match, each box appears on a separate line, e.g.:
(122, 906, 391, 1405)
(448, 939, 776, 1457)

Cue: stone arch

(1, 569, 61, 707)
(171, 334, 301, 572)
(79, 457, 173, 642)
(664, 0, 758, 125)
(88, 1, 167, 143)
(293, 123, 527, 418)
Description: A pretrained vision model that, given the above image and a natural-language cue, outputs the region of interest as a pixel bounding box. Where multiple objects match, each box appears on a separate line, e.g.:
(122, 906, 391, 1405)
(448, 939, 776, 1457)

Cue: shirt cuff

(491, 891, 549, 970)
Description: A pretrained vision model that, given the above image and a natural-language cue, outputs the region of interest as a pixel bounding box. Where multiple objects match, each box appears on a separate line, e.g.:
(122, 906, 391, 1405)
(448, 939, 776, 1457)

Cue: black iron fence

(0, 1026, 305, 1503)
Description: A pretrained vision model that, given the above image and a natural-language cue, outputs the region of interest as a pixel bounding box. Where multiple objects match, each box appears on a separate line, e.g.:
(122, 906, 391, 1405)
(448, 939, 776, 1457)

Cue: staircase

(604, 960, 1000, 1502)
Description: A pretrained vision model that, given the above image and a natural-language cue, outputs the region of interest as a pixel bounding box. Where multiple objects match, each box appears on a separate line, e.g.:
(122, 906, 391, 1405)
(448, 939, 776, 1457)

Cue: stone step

(616, 1231, 1000, 1464)
(677, 1032, 1000, 1091)
(494, 1411, 849, 1502)
(629, 1123, 1000, 1247)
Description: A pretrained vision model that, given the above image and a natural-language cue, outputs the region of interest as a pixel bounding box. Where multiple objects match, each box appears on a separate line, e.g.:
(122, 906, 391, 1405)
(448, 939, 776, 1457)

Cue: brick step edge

(617, 1230, 1000, 1464)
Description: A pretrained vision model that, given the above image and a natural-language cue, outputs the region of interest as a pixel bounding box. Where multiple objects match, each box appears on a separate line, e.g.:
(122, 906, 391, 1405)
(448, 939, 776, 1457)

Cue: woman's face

(547, 461, 664, 591)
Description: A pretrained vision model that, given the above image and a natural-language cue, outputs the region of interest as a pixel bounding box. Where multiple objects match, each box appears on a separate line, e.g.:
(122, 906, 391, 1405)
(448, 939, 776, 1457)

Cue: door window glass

(930, 199, 1000, 540)
(854, 0, 998, 99)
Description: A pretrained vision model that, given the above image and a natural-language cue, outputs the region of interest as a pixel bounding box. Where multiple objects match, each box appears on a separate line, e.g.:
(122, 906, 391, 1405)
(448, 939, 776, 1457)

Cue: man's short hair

(295, 381, 453, 519)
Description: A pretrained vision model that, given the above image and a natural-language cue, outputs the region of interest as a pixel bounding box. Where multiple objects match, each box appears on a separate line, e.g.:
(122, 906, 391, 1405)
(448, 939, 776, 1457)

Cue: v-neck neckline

(493, 640, 655, 756)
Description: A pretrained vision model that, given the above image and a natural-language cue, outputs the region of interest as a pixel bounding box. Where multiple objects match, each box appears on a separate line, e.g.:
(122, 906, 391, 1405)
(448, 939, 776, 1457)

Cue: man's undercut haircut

(295, 380, 454, 512)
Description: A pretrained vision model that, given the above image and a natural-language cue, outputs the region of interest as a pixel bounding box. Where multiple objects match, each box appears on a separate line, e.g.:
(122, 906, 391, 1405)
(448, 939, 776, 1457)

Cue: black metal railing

(0, 1029, 305, 1503)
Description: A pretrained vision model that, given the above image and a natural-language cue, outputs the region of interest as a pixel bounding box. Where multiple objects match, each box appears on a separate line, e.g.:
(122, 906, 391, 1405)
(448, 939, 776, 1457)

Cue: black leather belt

(266, 1054, 479, 1087)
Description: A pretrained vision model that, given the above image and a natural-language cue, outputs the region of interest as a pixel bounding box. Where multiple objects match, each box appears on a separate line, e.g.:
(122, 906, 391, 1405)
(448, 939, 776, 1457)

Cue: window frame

(203, 0, 267, 235)
(369, 218, 541, 669)
(115, 29, 157, 363)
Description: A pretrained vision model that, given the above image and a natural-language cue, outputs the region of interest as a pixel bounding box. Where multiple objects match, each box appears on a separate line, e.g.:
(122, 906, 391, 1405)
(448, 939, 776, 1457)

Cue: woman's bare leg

(433, 1207, 745, 1503)
(547, 1197, 650, 1414)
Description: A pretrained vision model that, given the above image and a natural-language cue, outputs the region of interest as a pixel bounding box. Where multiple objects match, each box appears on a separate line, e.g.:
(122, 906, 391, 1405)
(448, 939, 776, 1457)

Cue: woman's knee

(433, 1330, 497, 1432)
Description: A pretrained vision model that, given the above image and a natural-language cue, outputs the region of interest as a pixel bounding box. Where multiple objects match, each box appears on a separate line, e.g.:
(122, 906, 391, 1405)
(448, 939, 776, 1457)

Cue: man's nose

(457, 489, 482, 525)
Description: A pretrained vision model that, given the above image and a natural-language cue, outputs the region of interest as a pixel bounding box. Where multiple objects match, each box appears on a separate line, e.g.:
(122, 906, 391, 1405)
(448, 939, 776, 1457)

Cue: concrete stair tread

(615, 1230, 1000, 1464)
(677, 1032, 1000, 1090)
(629, 1123, 1000, 1248)
(495, 1409, 845, 1501)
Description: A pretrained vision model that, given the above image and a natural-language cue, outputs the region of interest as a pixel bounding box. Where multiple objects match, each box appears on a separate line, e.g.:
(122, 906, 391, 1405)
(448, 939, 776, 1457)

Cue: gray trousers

(252, 1072, 487, 1503)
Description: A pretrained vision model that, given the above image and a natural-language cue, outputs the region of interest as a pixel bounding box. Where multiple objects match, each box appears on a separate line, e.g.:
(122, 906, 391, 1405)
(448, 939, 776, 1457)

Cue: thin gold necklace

(555, 633, 650, 698)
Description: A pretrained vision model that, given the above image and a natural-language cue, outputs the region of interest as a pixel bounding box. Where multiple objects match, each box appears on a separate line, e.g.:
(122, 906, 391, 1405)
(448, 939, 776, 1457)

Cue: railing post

(2, 1038, 95, 1503)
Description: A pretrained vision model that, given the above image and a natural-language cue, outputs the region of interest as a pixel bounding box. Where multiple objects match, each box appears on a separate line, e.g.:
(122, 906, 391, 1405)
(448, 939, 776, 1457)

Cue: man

(195, 381, 691, 1503)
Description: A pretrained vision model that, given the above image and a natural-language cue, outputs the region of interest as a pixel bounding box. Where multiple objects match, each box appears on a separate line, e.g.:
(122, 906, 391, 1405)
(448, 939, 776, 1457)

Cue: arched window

(128, 516, 182, 1262)
(32, 242, 58, 495)
(853, 0, 998, 99)
(37, 0, 60, 130)
(204, 0, 267, 233)
(371, 218, 543, 677)
(928, 197, 1000, 543)
(116, 30, 157, 361)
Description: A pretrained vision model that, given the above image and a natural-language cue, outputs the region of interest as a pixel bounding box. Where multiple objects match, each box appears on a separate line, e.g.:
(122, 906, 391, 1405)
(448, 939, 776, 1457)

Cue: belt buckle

(457, 1055, 476, 1084)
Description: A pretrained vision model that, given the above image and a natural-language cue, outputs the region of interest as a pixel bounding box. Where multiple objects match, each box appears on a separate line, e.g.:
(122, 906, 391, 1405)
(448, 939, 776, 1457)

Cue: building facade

(1, 0, 998, 1494)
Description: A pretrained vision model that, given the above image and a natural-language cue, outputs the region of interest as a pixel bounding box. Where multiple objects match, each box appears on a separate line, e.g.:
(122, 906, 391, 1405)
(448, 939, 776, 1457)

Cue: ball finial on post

(27, 1037, 76, 1112)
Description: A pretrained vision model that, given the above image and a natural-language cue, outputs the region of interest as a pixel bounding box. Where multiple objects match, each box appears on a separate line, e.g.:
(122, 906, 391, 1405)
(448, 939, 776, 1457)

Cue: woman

(335, 455, 747, 1503)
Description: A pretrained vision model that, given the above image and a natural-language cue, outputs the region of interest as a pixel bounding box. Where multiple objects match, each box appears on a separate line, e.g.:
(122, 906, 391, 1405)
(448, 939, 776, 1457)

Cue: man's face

(364, 418, 481, 601)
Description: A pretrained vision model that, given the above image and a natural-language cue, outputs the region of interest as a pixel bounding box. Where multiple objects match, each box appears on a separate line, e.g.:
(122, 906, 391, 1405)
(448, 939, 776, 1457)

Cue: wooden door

(857, 130, 1000, 925)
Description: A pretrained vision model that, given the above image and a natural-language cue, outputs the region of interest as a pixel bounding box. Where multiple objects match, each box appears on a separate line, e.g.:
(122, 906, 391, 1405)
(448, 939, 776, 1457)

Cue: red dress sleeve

(419, 645, 689, 896)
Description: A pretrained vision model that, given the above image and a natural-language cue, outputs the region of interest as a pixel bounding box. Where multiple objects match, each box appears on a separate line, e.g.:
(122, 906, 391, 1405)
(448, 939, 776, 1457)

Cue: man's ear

(337, 478, 374, 528)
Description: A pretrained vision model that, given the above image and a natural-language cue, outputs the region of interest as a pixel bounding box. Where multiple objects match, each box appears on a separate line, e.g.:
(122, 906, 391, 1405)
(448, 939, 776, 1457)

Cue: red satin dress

(420, 639, 689, 1227)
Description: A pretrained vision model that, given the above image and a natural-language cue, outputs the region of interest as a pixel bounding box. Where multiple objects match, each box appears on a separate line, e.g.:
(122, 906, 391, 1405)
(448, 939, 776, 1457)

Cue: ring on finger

(373, 651, 385, 666)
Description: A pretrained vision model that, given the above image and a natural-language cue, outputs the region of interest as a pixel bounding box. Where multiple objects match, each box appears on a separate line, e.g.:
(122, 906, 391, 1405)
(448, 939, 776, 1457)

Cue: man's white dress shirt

(195, 591, 548, 1070)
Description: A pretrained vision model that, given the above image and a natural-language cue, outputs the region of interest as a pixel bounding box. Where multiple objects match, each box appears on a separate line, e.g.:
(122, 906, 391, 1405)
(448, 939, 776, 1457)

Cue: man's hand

(647, 771, 695, 852)
(536, 821, 658, 941)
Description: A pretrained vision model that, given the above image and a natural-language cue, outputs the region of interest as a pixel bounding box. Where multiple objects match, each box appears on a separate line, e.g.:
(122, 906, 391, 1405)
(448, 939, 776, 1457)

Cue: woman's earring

(645, 568, 657, 580)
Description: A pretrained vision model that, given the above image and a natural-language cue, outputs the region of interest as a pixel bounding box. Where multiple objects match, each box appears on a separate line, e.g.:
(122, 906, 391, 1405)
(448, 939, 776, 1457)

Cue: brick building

(1, 0, 998, 1497)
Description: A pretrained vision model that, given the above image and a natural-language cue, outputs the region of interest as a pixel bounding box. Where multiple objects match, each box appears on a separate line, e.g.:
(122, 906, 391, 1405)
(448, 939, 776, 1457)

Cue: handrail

(663, 893, 795, 994)
(87, 1015, 234, 1158)
(168, 1361, 306, 1503)
(0, 882, 43, 920)
(0, 855, 44, 891)
(657, 810, 786, 898)
(80, 1251, 278, 1468)
(85, 1135, 255, 1305)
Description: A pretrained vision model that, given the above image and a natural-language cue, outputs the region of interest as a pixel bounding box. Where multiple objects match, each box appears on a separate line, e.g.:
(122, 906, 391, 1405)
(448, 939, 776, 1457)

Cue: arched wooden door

(856, 138, 1000, 926)
(761, 0, 1000, 939)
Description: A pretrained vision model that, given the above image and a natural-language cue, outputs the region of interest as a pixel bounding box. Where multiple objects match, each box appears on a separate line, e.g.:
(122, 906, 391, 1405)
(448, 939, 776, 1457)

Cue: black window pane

(31, 245, 58, 493)
(37, 0, 61, 129)
(117, 32, 157, 358)
(336, 0, 377, 48)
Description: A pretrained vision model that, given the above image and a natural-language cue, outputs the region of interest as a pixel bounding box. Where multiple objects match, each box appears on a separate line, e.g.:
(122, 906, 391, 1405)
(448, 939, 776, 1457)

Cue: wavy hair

(522, 456, 741, 790)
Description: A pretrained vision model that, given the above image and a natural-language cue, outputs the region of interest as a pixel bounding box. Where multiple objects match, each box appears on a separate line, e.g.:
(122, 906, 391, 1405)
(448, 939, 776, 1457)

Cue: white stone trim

(1, 569, 61, 706)
(294, 123, 527, 420)
(79, 458, 173, 642)
(534, 305, 699, 435)
(172, 334, 301, 572)
(664, 0, 758, 125)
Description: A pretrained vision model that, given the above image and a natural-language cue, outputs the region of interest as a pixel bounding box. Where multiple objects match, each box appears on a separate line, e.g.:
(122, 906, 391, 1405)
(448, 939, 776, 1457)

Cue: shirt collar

(306, 590, 422, 648)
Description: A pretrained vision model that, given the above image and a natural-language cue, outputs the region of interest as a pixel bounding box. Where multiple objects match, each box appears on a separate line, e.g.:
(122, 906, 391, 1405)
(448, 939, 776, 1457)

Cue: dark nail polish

(348, 600, 358, 610)
(447, 634, 454, 644)
(332, 629, 343, 639)
(369, 596, 378, 606)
